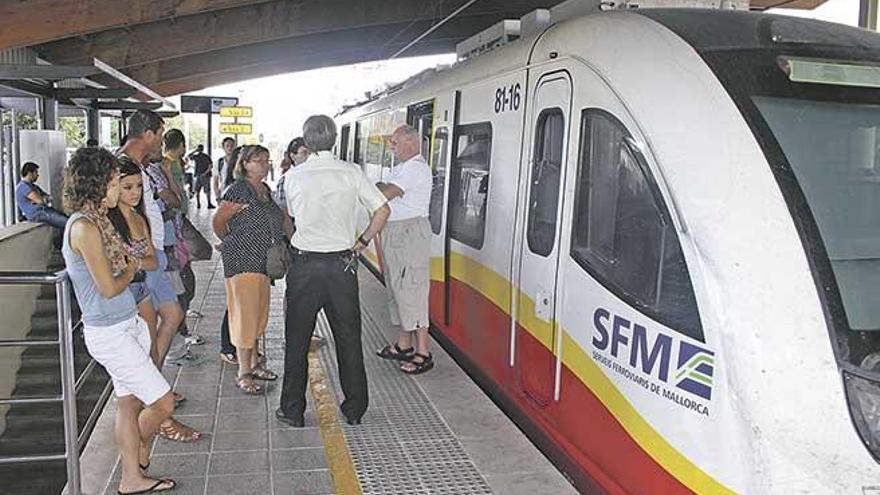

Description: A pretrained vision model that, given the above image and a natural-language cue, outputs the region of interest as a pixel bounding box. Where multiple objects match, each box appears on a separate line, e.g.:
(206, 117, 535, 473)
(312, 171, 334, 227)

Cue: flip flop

(117, 478, 176, 494)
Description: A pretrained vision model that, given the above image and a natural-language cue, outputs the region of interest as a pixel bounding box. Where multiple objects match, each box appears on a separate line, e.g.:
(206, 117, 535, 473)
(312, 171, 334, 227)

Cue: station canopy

(0, 0, 827, 101)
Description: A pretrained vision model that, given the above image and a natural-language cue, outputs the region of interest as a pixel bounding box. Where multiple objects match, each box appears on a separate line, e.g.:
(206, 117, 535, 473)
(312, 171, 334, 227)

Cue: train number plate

(494, 83, 521, 113)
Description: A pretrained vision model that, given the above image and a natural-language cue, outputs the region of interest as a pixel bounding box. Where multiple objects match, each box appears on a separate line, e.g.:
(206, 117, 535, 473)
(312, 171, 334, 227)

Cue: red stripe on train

(430, 278, 694, 495)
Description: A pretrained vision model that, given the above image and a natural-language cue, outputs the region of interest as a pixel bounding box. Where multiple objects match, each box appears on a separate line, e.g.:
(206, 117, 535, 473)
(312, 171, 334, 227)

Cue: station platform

(76, 209, 577, 495)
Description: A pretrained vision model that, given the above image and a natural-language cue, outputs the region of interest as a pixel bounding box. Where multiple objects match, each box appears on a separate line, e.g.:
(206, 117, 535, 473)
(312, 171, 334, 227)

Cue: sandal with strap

(118, 478, 176, 494)
(157, 418, 202, 443)
(237, 373, 262, 395)
(377, 343, 414, 362)
(251, 366, 278, 381)
(401, 353, 434, 375)
(219, 351, 238, 364)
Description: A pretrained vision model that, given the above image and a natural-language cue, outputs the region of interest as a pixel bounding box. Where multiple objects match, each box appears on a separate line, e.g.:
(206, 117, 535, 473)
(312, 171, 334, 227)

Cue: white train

(336, 6, 880, 494)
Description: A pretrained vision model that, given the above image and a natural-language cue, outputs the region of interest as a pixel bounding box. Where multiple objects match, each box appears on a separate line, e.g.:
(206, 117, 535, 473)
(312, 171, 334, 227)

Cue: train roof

(639, 9, 880, 58)
(338, 8, 880, 118)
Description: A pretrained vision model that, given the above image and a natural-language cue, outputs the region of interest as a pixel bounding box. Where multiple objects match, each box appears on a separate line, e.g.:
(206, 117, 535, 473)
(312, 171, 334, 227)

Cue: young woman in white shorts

(62, 147, 177, 494)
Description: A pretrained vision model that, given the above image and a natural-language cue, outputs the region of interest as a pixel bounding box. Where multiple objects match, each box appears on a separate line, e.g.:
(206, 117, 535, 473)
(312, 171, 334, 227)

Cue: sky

(175, 0, 862, 159)
(174, 54, 456, 159)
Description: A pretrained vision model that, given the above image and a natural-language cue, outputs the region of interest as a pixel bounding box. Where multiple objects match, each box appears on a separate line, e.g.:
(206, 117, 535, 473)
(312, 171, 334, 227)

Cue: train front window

(754, 96, 880, 368)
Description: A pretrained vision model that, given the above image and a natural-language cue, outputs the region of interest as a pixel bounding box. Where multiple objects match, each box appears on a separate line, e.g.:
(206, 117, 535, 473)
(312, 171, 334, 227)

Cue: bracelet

(357, 235, 369, 246)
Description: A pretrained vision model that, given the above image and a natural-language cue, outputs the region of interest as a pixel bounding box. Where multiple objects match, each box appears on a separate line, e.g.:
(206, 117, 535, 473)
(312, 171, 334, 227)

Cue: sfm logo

(592, 307, 714, 400)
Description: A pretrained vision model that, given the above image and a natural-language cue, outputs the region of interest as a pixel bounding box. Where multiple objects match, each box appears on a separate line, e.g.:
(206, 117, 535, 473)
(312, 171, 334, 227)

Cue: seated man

(16, 162, 68, 229)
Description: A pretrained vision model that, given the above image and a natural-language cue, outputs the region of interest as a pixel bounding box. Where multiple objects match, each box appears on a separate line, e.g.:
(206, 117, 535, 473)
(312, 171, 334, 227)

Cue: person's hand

(125, 256, 141, 280)
(219, 200, 248, 215)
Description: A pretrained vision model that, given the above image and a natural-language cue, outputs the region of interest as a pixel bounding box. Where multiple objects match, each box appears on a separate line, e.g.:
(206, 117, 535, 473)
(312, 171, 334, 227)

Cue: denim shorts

(145, 250, 178, 308)
(129, 282, 151, 304)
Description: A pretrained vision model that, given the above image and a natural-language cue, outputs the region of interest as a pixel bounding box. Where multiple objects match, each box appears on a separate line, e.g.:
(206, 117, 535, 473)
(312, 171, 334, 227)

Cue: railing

(0, 270, 110, 495)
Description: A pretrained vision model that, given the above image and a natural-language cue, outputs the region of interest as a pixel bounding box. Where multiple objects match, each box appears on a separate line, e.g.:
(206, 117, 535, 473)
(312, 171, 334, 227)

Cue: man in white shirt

(277, 115, 390, 428)
(375, 125, 434, 374)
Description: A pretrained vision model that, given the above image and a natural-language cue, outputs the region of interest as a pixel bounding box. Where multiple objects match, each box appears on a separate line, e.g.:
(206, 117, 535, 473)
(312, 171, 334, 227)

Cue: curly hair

(63, 147, 119, 212)
(234, 144, 270, 180)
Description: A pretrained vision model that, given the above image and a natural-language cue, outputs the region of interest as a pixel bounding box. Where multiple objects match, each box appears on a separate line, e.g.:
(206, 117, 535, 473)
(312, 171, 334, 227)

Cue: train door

(514, 72, 571, 406)
(427, 94, 454, 325)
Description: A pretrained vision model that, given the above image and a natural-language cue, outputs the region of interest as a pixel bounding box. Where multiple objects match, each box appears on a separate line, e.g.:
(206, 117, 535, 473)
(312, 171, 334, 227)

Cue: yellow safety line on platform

(308, 347, 362, 495)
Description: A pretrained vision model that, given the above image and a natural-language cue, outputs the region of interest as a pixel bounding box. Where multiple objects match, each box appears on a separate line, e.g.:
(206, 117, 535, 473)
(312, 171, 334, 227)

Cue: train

(335, 5, 880, 494)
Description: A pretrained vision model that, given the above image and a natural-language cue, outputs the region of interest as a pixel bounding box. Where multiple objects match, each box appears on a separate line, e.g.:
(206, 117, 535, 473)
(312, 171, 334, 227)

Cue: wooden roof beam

(34, 0, 545, 69)
(0, 0, 279, 51)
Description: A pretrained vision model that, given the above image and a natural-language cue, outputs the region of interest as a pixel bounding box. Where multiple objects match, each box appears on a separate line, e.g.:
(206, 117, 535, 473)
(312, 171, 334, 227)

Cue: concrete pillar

(86, 108, 100, 143)
(39, 97, 58, 130)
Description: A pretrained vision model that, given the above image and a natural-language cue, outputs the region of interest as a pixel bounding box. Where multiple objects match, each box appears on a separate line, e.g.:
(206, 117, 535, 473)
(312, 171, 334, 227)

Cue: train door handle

(535, 290, 553, 320)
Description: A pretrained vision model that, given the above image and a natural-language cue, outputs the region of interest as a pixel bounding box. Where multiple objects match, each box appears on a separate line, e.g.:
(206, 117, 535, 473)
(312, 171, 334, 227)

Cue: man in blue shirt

(15, 161, 68, 229)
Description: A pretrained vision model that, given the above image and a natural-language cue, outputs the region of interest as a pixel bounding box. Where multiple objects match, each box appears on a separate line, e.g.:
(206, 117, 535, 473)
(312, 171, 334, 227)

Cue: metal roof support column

(860, 0, 878, 30)
(86, 108, 100, 143)
(11, 108, 20, 223)
(39, 96, 57, 130)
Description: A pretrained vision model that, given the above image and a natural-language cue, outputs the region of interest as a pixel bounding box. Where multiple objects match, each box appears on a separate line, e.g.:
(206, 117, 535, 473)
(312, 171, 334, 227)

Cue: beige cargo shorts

(382, 216, 431, 331)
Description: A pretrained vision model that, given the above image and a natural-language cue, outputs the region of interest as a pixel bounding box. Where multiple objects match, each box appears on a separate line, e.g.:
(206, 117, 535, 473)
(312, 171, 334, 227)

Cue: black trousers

(220, 310, 236, 355)
(178, 262, 195, 333)
(280, 251, 367, 421)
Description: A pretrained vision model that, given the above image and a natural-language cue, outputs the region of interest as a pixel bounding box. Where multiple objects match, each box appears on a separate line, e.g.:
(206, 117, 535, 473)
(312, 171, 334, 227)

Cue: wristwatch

(357, 235, 369, 246)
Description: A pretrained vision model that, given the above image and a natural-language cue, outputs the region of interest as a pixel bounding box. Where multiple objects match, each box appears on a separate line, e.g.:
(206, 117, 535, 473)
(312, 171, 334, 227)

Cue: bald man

(375, 124, 434, 374)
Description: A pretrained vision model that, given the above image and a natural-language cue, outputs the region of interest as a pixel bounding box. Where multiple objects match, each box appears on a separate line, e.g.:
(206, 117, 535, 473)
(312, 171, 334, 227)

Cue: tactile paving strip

(314, 278, 493, 495)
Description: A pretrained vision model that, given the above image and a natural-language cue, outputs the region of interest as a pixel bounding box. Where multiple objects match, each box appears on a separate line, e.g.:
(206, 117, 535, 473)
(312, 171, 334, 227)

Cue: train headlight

(844, 371, 880, 460)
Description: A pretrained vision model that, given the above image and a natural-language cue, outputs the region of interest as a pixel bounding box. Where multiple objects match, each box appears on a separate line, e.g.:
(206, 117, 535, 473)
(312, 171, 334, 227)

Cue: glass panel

(571, 110, 703, 341)
(527, 109, 565, 257)
(754, 96, 880, 369)
(754, 97, 880, 333)
(430, 127, 449, 235)
(448, 123, 492, 249)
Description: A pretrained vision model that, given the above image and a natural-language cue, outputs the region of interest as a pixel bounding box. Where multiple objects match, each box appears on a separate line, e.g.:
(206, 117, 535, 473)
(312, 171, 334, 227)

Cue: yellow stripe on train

(434, 252, 735, 495)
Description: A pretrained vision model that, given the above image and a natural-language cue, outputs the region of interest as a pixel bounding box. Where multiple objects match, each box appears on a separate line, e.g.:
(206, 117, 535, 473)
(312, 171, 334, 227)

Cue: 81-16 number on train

(494, 83, 521, 113)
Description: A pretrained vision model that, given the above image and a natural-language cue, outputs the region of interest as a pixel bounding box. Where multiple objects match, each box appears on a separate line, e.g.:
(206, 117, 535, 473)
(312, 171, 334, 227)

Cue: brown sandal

(157, 417, 202, 443)
(237, 373, 262, 394)
(251, 366, 278, 381)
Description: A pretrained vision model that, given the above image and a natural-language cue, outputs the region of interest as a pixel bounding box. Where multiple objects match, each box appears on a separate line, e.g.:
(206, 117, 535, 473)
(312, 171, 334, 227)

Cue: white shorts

(382, 217, 431, 331)
(83, 316, 170, 405)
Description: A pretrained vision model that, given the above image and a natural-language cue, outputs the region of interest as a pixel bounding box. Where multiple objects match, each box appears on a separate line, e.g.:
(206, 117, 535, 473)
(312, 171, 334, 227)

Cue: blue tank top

(62, 212, 137, 327)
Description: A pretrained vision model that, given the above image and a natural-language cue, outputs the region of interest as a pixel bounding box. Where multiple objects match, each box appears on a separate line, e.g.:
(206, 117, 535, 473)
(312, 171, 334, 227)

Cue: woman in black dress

(212, 145, 291, 394)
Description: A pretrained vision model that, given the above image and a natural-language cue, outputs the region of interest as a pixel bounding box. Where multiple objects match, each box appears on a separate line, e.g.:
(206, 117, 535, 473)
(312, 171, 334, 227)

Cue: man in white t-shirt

(375, 124, 434, 374)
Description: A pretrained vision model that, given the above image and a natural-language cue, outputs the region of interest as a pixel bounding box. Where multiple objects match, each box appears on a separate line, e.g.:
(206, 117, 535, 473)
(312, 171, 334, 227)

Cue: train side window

(365, 117, 383, 167)
(355, 120, 368, 166)
(448, 122, 492, 249)
(571, 110, 703, 341)
(430, 127, 449, 234)
(527, 108, 565, 257)
(339, 124, 350, 160)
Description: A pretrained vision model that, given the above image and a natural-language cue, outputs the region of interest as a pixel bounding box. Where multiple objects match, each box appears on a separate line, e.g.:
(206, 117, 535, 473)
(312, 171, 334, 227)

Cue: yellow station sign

(219, 106, 253, 118)
(220, 123, 253, 135)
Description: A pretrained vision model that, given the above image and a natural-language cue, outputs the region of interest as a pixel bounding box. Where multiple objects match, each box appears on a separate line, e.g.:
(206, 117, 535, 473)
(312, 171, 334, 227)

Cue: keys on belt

(292, 248, 358, 274)
(342, 251, 358, 274)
